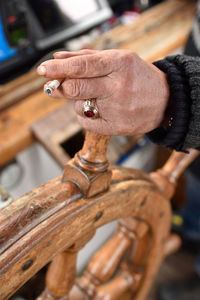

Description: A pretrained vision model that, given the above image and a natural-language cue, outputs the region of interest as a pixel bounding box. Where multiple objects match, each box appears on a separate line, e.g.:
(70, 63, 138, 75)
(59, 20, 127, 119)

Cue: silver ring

(83, 99, 99, 119)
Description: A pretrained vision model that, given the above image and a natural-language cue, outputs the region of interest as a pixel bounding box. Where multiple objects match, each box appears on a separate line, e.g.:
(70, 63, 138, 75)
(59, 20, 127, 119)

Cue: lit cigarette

(44, 79, 63, 96)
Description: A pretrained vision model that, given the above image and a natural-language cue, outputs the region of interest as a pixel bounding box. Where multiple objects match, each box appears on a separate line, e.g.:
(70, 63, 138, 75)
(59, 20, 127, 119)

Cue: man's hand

(37, 49, 170, 136)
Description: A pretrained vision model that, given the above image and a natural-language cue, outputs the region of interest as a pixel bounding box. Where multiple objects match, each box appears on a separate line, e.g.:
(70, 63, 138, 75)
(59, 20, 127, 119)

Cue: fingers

(37, 52, 114, 79)
(46, 76, 112, 100)
(76, 115, 107, 135)
(74, 98, 111, 122)
(76, 114, 118, 136)
(53, 49, 99, 59)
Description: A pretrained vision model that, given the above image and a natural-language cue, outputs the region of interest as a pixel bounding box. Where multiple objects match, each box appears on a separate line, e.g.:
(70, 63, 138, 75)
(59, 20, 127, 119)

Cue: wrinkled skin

(37, 49, 170, 136)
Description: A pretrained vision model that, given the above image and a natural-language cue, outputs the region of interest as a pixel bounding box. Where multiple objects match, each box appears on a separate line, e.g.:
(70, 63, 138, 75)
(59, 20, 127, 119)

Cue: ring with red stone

(83, 99, 99, 119)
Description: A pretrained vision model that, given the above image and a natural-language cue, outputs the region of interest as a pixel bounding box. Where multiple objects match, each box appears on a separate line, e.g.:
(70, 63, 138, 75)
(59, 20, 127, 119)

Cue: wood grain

(0, 166, 171, 299)
(0, 145, 198, 299)
(150, 149, 199, 198)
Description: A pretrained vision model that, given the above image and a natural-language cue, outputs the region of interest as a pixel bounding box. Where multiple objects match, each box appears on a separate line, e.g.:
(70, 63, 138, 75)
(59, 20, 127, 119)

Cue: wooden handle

(94, 271, 134, 300)
(41, 251, 77, 299)
(150, 149, 199, 198)
(162, 149, 199, 183)
(164, 234, 181, 257)
(63, 132, 111, 197)
(74, 132, 111, 173)
(85, 225, 135, 283)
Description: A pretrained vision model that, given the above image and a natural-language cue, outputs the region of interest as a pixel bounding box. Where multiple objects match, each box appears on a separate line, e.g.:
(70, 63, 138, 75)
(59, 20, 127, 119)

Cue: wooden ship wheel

(0, 130, 199, 300)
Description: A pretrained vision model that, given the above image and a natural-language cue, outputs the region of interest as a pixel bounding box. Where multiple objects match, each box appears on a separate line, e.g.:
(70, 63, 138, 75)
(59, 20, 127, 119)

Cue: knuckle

(68, 57, 87, 76)
(66, 80, 83, 98)
(111, 50, 135, 73)
(48, 61, 61, 75)
(120, 51, 138, 70)
(98, 55, 109, 70)
(80, 49, 96, 55)
(123, 51, 135, 65)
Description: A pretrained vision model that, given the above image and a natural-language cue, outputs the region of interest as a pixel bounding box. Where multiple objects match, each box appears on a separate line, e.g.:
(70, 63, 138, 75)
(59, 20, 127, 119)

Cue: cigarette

(44, 79, 63, 96)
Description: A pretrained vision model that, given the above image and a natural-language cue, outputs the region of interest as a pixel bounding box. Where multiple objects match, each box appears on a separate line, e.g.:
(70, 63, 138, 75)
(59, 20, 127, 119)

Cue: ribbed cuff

(166, 55, 200, 149)
(146, 58, 191, 152)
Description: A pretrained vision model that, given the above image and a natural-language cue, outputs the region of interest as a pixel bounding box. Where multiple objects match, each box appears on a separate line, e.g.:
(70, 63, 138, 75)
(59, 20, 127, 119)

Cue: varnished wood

(42, 251, 77, 299)
(76, 218, 148, 299)
(164, 234, 182, 257)
(34, 144, 199, 300)
(0, 142, 197, 300)
(161, 149, 199, 184)
(0, 165, 171, 299)
(155, 147, 188, 210)
(80, 224, 136, 284)
(150, 149, 199, 198)
(63, 132, 112, 197)
(125, 222, 151, 271)
(0, 185, 12, 203)
(93, 270, 135, 300)
(40, 230, 95, 300)
(0, 140, 198, 300)
(74, 132, 110, 172)
(84, 218, 148, 283)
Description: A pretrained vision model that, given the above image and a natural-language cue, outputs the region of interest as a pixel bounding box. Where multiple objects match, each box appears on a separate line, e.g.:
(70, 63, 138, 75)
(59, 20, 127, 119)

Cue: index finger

(53, 49, 99, 59)
(37, 53, 113, 79)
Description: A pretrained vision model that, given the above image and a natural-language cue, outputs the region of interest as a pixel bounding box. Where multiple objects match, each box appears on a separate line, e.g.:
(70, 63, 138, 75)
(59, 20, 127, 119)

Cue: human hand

(37, 49, 170, 136)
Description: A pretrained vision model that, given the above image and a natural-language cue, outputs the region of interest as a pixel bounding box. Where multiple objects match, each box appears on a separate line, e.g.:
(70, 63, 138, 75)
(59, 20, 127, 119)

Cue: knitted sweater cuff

(146, 58, 191, 151)
(167, 55, 200, 150)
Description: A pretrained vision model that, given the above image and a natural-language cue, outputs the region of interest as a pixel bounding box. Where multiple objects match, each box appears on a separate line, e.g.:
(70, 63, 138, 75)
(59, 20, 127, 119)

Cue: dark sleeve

(146, 54, 200, 152)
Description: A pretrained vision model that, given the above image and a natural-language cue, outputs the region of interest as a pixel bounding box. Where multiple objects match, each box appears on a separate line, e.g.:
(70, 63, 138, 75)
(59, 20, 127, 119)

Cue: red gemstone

(84, 110, 95, 118)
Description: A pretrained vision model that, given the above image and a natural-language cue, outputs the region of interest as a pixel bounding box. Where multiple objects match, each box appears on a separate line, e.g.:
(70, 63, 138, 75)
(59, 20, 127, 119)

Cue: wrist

(159, 80, 173, 129)
(153, 69, 171, 129)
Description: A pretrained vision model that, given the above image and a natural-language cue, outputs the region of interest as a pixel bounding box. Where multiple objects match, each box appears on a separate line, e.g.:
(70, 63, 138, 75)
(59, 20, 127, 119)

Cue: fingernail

(37, 65, 46, 75)
(54, 51, 68, 55)
(54, 51, 69, 58)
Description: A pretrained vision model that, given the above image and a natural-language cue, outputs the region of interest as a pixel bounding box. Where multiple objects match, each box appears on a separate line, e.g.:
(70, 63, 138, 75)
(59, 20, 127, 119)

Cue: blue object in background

(0, 16, 18, 63)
